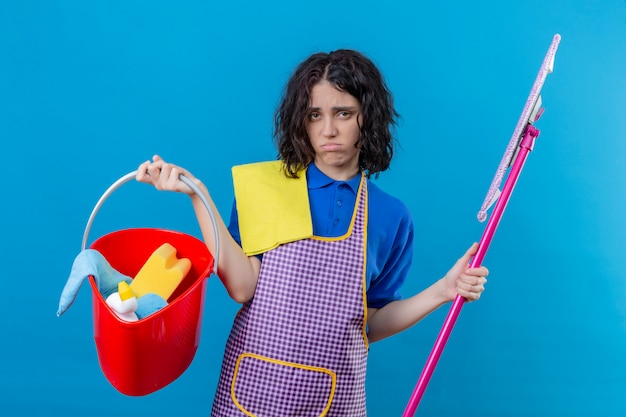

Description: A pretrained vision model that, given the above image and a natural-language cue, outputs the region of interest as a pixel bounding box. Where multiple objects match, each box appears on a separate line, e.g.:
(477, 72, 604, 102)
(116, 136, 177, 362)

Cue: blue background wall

(1, 1, 624, 416)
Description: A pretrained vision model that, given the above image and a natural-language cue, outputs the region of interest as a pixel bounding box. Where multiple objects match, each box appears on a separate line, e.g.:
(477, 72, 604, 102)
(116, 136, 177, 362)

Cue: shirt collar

(306, 162, 362, 193)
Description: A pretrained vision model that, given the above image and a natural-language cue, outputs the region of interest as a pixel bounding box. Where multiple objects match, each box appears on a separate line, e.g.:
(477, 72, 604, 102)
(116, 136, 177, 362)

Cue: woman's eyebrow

(307, 106, 358, 112)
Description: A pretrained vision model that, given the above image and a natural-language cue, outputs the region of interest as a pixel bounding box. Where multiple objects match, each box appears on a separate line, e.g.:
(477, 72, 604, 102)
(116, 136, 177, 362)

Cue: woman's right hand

(136, 155, 199, 195)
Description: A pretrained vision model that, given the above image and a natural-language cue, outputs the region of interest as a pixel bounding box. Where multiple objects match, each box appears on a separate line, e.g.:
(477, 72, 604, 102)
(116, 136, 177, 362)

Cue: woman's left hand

(442, 242, 489, 302)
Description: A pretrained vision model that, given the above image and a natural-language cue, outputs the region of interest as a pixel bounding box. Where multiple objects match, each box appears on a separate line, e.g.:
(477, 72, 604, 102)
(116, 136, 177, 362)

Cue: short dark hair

(274, 49, 399, 178)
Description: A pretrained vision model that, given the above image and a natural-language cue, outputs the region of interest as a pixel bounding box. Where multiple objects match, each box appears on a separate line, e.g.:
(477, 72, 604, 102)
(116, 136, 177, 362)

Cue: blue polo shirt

(227, 163, 414, 308)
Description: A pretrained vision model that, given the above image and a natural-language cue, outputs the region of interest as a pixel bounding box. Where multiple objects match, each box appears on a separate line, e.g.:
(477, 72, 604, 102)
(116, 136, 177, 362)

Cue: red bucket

(82, 172, 218, 396)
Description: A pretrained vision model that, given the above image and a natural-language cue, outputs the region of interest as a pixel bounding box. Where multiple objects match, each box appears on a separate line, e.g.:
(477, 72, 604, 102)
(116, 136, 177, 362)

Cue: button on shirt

(228, 163, 415, 308)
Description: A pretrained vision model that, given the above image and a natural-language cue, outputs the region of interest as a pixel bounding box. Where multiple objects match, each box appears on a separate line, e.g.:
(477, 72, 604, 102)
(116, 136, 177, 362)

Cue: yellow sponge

(130, 243, 191, 301)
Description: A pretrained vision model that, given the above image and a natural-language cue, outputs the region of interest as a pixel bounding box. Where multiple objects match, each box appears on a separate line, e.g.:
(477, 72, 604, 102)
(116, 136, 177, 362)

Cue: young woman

(137, 49, 488, 417)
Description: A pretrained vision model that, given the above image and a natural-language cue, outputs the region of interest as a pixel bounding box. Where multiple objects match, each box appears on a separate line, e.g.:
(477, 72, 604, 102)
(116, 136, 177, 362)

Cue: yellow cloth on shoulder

(232, 160, 313, 256)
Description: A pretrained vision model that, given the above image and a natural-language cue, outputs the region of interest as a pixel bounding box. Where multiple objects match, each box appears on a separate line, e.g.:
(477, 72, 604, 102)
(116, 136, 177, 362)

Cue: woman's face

(305, 80, 362, 181)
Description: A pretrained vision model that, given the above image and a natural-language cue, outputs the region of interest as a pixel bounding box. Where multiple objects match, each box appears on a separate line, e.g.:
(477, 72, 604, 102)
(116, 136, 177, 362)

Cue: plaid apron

(211, 176, 369, 417)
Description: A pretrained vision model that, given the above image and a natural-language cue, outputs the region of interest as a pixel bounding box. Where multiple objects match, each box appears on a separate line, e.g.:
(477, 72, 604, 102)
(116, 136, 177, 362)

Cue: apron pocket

(231, 352, 336, 417)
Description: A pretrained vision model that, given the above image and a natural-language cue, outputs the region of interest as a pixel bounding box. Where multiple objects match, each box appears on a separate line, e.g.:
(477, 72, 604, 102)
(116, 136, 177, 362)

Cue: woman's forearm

(367, 279, 449, 343)
(189, 184, 260, 303)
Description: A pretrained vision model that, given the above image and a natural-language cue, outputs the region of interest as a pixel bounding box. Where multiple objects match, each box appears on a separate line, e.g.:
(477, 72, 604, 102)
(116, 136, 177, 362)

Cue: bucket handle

(81, 171, 219, 277)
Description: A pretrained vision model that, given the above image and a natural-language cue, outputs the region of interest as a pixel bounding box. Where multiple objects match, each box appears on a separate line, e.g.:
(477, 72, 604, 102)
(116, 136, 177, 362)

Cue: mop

(402, 34, 562, 416)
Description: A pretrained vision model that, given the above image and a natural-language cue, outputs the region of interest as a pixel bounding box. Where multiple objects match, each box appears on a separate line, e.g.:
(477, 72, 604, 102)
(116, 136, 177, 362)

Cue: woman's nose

(322, 120, 338, 137)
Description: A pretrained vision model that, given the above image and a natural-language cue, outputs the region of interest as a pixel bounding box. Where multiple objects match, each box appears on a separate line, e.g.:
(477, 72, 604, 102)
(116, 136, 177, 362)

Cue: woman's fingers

(136, 160, 152, 182)
(135, 156, 194, 194)
(458, 274, 487, 301)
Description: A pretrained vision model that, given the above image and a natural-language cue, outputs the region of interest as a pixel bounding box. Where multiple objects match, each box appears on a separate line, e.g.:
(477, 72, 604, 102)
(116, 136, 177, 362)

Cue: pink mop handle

(402, 125, 540, 417)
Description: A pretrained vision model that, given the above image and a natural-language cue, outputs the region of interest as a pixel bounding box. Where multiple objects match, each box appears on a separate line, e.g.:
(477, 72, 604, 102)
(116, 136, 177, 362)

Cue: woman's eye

(338, 111, 351, 118)
(308, 112, 320, 120)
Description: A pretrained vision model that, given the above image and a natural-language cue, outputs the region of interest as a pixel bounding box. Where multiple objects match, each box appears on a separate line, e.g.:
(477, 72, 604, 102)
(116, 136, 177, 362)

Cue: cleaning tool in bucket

(402, 34, 561, 416)
(58, 171, 220, 396)
(105, 281, 139, 322)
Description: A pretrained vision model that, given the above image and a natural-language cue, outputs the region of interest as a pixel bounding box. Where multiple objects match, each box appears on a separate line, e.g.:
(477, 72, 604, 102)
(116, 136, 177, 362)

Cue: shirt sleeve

(227, 199, 242, 245)
(366, 186, 415, 309)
